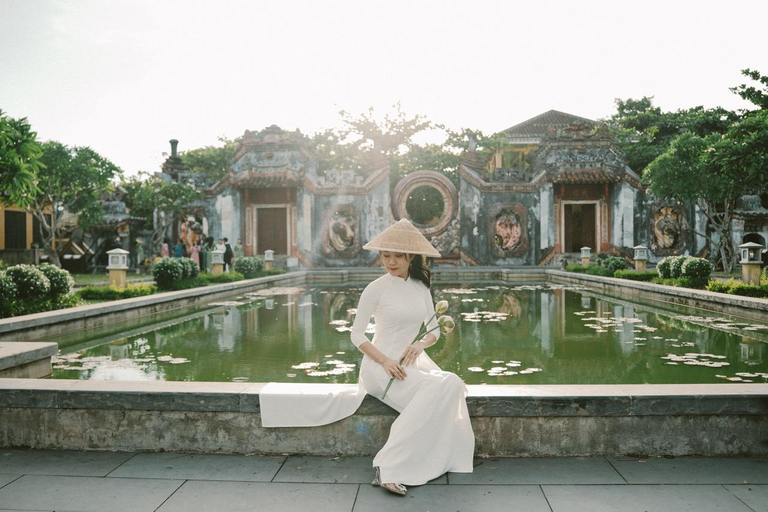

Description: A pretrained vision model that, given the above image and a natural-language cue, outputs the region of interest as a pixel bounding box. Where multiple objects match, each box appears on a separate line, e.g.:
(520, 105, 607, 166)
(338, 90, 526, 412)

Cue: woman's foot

(372, 467, 407, 496)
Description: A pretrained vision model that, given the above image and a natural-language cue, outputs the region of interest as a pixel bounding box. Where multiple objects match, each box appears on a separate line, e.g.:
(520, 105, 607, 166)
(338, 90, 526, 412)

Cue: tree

(180, 136, 239, 182)
(122, 173, 203, 254)
(0, 109, 42, 206)
(730, 68, 768, 111)
(608, 97, 738, 175)
(31, 141, 122, 267)
(646, 111, 768, 271)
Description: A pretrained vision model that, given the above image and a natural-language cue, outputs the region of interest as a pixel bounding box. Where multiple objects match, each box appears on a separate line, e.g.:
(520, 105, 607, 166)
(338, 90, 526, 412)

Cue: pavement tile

(0, 474, 21, 488)
(274, 456, 446, 484)
(108, 452, 285, 481)
(449, 457, 624, 485)
(724, 484, 768, 512)
(0, 475, 183, 512)
(0, 450, 135, 477)
(543, 484, 754, 512)
(608, 457, 768, 484)
(156, 480, 358, 512)
(354, 483, 550, 512)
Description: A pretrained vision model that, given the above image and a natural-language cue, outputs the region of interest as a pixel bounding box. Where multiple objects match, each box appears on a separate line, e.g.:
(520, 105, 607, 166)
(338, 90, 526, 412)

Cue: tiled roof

(550, 169, 619, 184)
(502, 110, 597, 138)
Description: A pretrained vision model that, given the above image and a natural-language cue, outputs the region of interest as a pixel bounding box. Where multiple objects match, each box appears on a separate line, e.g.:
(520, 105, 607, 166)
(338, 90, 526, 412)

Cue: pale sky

(1, 0, 766, 176)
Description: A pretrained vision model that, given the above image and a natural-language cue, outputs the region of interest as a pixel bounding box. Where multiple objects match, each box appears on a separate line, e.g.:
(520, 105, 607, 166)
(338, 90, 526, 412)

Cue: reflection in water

(52, 283, 768, 385)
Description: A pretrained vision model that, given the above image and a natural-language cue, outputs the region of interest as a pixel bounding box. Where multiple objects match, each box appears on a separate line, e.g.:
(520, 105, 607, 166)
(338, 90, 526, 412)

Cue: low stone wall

(547, 270, 768, 322)
(1, 380, 766, 456)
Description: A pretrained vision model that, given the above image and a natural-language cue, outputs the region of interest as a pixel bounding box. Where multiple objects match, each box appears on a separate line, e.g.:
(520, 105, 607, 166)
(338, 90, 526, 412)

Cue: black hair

(409, 254, 431, 288)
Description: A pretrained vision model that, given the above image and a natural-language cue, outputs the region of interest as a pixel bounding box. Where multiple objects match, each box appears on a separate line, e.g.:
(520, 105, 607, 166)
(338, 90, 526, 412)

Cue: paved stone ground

(0, 450, 766, 511)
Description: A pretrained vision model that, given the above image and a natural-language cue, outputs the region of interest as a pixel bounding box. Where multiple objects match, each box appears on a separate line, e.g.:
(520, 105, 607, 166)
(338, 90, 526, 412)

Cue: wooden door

(257, 208, 287, 255)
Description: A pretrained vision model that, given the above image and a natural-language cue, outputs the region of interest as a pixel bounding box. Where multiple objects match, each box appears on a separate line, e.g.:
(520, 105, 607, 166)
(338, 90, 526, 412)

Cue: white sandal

(372, 467, 407, 496)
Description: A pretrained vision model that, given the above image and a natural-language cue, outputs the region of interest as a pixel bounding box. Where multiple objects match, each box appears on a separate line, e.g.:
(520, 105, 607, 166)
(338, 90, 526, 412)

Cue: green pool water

(51, 282, 768, 385)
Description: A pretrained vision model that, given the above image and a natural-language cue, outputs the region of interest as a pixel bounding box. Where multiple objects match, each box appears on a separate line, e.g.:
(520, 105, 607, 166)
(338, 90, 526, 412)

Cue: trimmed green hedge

(613, 270, 659, 282)
(652, 276, 710, 289)
(566, 264, 614, 277)
(77, 284, 157, 301)
(707, 279, 768, 298)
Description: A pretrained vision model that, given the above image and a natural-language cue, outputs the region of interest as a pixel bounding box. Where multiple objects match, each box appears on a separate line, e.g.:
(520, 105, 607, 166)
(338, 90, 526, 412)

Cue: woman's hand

(381, 358, 407, 380)
(400, 341, 426, 367)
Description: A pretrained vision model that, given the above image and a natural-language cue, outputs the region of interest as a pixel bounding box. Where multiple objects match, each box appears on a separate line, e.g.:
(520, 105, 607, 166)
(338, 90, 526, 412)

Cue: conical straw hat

(363, 219, 441, 258)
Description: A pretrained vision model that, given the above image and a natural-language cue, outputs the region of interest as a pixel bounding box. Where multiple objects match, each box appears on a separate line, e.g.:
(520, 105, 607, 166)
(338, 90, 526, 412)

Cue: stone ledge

(1, 380, 765, 417)
(0, 343, 58, 372)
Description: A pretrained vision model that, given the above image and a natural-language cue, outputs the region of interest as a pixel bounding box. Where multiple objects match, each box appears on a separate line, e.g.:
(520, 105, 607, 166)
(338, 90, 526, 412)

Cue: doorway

(563, 203, 597, 253)
(256, 207, 288, 255)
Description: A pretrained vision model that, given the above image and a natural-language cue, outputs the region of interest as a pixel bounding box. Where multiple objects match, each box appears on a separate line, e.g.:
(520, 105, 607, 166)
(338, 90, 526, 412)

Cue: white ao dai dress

(350, 272, 475, 486)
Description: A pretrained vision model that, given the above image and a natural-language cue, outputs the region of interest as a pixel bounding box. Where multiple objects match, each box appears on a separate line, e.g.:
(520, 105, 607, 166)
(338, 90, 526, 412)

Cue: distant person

(135, 239, 145, 268)
(161, 239, 170, 259)
(189, 240, 201, 268)
(223, 237, 234, 271)
(199, 240, 208, 272)
(172, 239, 185, 258)
(233, 238, 244, 265)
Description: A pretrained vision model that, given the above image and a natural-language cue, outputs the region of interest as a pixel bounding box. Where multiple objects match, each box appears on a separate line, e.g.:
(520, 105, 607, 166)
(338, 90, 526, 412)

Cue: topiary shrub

(5, 264, 50, 299)
(603, 256, 628, 276)
(656, 257, 672, 279)
(152, 258, 184, 290)
(707, 278, 768, 298)
(178, 258, 199, 279)
(233, 257, 264, 278)
(669, 255, 691, 279)
(681, 257, 712, 280)
(77, 284, 157, 301)
(0, 272, 17, 301)
(37, 263, 74, 298)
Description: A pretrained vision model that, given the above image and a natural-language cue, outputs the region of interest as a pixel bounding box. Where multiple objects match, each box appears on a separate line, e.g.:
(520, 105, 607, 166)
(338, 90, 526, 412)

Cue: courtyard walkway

(0, 450, 765, 511)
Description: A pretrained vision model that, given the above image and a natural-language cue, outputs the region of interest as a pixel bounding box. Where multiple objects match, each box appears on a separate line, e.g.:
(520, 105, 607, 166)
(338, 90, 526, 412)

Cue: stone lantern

(580, 247, 591, 267)
(633, 245, 648, 273)
(264, 249, 275, 271)
(106, 248, 129, 289)
(211, 248, 225, 275)
(739, 242, 763, 286)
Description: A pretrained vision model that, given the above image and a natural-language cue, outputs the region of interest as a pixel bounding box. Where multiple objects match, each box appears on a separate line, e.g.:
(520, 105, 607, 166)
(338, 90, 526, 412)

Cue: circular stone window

(392, 171, 458, 237)
(405, 186, 445, 227)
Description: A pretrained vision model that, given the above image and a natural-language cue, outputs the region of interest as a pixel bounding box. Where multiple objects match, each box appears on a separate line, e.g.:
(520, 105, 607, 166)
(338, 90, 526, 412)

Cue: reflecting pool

(51, 283, 768, 384)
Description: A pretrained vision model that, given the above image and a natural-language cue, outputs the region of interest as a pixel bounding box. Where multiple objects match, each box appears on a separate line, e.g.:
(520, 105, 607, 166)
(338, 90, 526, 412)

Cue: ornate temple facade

(163, 111, 766, 268)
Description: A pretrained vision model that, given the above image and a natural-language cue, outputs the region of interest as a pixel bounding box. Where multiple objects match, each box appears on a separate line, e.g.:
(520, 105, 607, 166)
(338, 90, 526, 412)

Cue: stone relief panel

(490, 204, 529, 258)
(650, 204, 686, 256)
(321, 205, 361, 258)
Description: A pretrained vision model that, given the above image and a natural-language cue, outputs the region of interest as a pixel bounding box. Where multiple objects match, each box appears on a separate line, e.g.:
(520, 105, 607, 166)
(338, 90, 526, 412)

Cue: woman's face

(380, 251, 413, 279)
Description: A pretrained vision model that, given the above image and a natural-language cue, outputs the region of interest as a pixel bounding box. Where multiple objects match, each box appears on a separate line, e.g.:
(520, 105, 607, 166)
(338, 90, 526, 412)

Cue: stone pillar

(264, 249, 275, 271)
(106, 248, 129, 290)
(739, 242, 763, 286)
(212, 249, 225, 275)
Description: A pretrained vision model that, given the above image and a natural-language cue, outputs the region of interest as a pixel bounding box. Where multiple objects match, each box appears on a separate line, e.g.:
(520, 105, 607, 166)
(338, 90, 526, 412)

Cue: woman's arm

(357, 341, 407, 381)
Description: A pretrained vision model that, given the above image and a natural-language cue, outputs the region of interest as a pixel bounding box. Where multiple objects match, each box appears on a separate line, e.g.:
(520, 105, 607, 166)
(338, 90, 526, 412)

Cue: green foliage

(178, 258, 199, 279)
(707, 279, 768, 298)
(165, 277, 208, 291)
(77, 284, 157, 301)
(601, 257, 628, 275)
(0, 273, 17, 301)
(730, 68, 768, 110)
(199, 272, 245, 284)
(152, 258, 184, 290)
(122, 172, 203, 251)
(566, 264, 614, 277)
(656, 257, 672, 278)
(5, 264, 50, 298)
(0, 109, 42, 206)
(180, 136, 239, 181)
(37, 263, 74, 297)
(0, 292, 83, 319)
(652, 276, 709, 289)
(613, 270, 659, 282)
(233, 257, 264, 278)
(668, 255, 690, 279)
(681, 258, 713, 279)
(761, 267, 768, 286)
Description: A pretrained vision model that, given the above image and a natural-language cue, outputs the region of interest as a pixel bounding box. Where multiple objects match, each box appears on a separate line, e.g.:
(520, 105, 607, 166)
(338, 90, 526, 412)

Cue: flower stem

(380, 324, 440, 400)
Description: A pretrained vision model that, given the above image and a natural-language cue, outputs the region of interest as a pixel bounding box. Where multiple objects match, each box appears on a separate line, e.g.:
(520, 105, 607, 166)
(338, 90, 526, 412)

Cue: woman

(189, 240, 201, 268)
(350, 218, 474, 495)
(259, 219, 474, 496)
